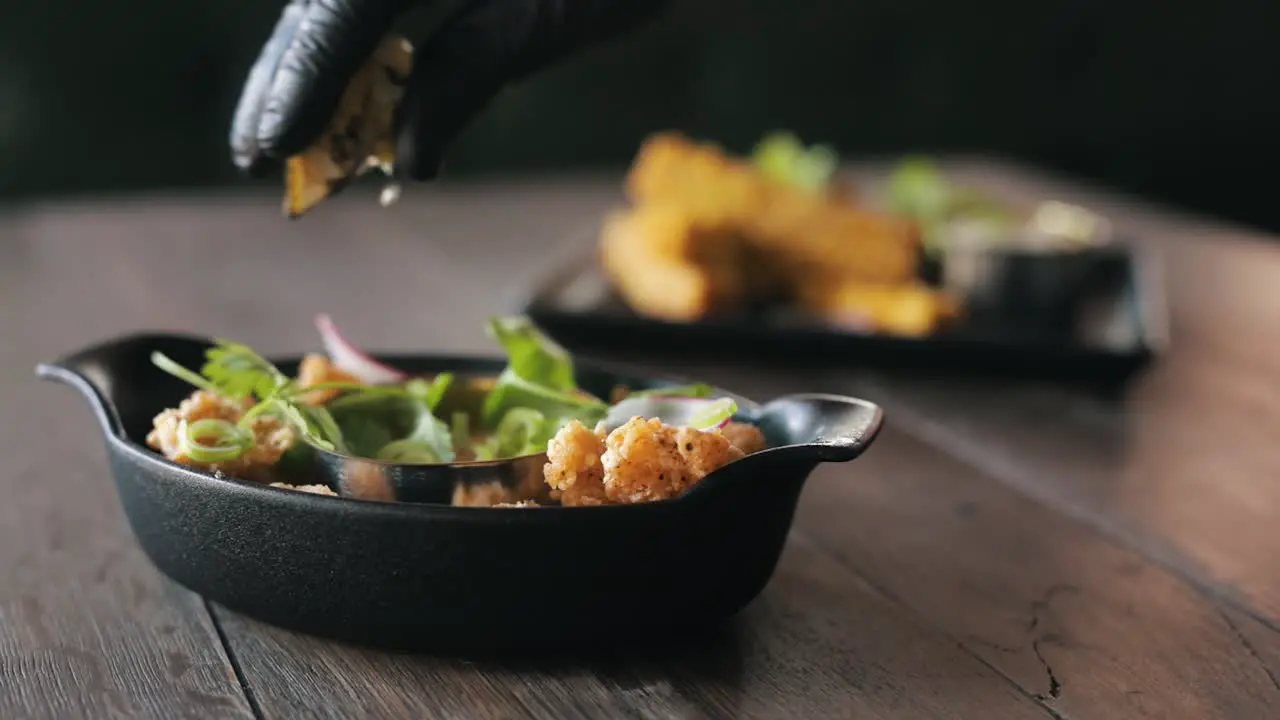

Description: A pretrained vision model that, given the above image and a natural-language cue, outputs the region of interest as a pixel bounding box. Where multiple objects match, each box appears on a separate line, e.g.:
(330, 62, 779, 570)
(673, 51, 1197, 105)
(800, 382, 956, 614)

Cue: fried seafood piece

(598, 206, 751, 322)
(623, 131, 921, 286)
(748, 190, 921, 285)
(796, 280, 960, 337)
(296, 353, 362, 405)
(294, 351, 360, 407)
(146, 390, 295, 482)
(599, 417, 745, 504)
(543, 420, 610, 507)
(721, 421, 768, 455)
(625, 132, 772, 225)
(269, 483, 338, 497)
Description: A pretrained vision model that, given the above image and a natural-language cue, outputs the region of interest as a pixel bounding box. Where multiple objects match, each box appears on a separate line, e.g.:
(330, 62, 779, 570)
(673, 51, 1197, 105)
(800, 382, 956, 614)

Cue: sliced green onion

(625, 383, 715, 400)
(405, 373, 453, 411)
(152, 352, 220, 394)
(451, 412, 470, 451)
(179, 418, 253, 463)
(471, 439, 498, 462)
(493, 407, 550, 458)
(687, 398, 739, 430)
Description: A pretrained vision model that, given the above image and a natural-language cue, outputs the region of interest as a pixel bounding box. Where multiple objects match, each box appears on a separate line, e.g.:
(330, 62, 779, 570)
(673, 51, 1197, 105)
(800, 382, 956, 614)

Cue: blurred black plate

(514, 237, 1169, 388)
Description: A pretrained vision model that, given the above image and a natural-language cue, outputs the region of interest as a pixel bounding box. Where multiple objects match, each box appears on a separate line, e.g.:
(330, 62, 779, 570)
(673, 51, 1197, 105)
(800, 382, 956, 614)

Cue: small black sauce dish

(36, 333, 883, 655)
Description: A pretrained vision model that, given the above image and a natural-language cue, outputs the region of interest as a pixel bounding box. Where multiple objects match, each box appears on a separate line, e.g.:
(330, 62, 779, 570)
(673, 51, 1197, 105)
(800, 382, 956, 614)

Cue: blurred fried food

(796, 281, 961, 338)
(603, 131, 957, 336)
(599, 205, 755, 322)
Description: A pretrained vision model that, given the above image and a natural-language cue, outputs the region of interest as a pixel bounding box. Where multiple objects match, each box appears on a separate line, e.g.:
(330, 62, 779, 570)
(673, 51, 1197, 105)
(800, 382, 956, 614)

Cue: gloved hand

(230, 0, 666, 181)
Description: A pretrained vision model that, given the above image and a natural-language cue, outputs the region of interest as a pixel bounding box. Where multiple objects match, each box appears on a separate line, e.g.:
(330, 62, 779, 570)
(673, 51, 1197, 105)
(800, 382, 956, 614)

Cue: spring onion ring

(179, 418, 254, 463)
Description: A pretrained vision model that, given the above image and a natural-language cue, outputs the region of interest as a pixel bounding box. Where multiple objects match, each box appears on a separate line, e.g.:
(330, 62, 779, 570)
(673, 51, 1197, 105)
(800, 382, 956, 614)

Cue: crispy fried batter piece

(269, 483, 338, 497)
(543, 420, 610, 507)
(296, 353, 362, 405)
(599, 417, 744, 504)
(721, 421, 768, 455)
(543, 417, 768, 506)
(623, 132, 921, 286)
(146, 390, 295, 482)
(796, 280, 961, 337)
(598, 206, 753, 322)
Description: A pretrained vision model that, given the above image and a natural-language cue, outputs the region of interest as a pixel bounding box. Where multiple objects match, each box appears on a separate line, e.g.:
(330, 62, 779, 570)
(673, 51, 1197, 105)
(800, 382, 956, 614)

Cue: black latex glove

(231, 0, 666, 181)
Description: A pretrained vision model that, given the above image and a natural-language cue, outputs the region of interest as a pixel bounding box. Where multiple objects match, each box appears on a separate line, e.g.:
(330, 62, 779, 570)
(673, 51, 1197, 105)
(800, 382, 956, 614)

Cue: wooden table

(3, 159, 1279, 719)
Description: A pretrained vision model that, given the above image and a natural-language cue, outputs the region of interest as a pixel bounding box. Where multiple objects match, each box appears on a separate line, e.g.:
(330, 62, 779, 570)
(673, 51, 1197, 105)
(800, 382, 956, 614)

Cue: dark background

(1, 0, 1276, 230)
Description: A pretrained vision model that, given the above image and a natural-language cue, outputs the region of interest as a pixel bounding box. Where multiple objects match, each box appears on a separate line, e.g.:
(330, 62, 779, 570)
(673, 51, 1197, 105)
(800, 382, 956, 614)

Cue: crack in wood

(1219, 609, 1280, 692)
(1025, 585, 1079, 701)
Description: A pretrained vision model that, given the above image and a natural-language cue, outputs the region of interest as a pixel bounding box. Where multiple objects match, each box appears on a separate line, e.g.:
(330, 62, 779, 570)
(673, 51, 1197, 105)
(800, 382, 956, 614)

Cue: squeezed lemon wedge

(283, 35, 413, 218)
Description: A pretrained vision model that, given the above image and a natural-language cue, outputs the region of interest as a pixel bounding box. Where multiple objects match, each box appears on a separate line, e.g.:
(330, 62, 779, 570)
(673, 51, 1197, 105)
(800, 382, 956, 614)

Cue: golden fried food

(543, 420, 610, 507)
(721, 421, 768, 455)
(796, 281, 960, 337)
(296, 353, 361, 405)
(284, 35, 413, 218)
(598, 206, 752, 321)
(749, 188, 920, 285)
(625, 133, 772, 226)
(622, 132, 920, 286)
(146, 390, 295, 482)
(599, 417, 745, 504)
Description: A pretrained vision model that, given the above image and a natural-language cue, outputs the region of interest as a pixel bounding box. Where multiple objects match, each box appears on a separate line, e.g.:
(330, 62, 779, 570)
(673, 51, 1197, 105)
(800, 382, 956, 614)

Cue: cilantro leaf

(202, 339, 288, 400)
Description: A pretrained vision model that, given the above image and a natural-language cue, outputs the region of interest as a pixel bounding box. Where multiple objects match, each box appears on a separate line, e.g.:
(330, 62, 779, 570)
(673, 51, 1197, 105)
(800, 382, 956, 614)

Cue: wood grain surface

(2, 160, 1278, 718)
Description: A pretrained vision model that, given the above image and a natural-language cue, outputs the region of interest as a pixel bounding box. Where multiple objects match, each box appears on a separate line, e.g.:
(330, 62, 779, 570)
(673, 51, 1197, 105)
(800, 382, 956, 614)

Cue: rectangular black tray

(512, 234, 1170, 387)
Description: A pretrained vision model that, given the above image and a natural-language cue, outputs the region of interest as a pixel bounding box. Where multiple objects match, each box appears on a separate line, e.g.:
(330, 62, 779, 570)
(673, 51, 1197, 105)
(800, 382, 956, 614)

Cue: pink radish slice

(314, 313, 408, 384)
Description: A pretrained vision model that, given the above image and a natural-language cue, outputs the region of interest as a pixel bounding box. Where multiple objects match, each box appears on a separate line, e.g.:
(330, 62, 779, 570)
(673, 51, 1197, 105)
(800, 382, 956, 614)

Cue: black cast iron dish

(37, 333, 884, 654)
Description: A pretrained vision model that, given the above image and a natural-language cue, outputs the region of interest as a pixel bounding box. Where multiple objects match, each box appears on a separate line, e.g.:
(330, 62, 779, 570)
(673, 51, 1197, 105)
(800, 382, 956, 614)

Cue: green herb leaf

(483, 367, 607, 429)
(405, 373, 453, 411)
(482, 316, 607, 427)
(151, 341, 349, 459)
(491, 408, 562, 458)
(202, 339, 288, 400)
(886, 156, 1015, 257)
(330, 389, 456, 464)
(374, 404, 454, 463)
(751, 131, 839, 193)
(625, 383, 715, 400)
(486, 316, 576, 392)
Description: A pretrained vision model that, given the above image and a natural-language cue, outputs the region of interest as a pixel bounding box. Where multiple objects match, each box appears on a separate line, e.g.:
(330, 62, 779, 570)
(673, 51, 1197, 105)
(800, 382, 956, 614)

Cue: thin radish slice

(601, 396, 737, 434)
(314, 313, 408, 384)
